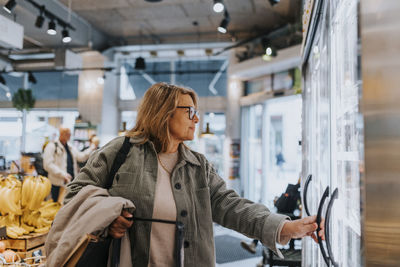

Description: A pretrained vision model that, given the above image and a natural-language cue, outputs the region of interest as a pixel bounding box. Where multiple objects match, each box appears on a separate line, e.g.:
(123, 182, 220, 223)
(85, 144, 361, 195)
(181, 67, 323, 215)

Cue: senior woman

(64, 82, 323, 267)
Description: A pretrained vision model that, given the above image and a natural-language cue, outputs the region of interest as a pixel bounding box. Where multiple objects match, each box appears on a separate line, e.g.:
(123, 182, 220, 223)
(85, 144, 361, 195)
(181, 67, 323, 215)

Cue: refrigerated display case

(301, 0, 361, 266)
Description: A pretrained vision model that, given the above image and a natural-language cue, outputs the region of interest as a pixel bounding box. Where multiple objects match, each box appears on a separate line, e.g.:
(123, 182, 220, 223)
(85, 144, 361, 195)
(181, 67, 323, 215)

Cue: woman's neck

(165, 141, 180, 153)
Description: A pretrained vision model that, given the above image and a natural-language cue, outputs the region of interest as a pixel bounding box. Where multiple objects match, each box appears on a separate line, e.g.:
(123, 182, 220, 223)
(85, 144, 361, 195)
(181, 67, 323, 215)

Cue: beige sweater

(148, 151, 179, 267)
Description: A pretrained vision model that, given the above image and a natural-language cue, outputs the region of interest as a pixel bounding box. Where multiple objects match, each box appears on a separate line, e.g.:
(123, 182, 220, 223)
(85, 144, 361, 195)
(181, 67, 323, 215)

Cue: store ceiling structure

(0, 0, 302, 67)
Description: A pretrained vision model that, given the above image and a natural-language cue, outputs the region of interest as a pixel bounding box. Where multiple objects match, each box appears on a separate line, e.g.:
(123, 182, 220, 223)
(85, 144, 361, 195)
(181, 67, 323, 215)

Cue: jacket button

(180, 210, 187, 217)
(184, 241, 190, 248)
(174, 183, 181, 190)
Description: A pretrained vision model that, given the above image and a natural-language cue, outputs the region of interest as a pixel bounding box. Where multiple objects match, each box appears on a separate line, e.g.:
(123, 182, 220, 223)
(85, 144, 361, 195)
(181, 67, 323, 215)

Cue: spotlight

(218, 17, 229, 33)
(62, 29, 71, 43)
(35, 6, 45, 28)
(97, 76, 104, 85)
(35, 15, 45, 28)
(213, 0, 224, 13)
(3, 0, 16, 14)
(0, 73, 6, 85)
(269, 0, 280, 6)
(28, 71, 37, 84)
(218, 10, 230, 34)
(47, 20, 57, 35)
(134, 57, 146, 70)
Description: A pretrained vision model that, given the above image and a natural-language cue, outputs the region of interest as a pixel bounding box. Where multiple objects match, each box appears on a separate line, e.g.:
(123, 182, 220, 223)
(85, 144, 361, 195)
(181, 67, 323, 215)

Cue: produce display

(0, 175, 60, 239)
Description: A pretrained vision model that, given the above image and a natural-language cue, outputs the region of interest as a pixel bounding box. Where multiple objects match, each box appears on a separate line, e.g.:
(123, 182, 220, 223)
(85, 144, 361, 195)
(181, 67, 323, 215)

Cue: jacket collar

(128, 136, 201, 166)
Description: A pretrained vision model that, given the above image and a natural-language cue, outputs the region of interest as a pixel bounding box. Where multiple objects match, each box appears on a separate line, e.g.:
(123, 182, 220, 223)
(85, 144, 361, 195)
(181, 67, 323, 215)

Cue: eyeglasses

(176, 106, 199, 120)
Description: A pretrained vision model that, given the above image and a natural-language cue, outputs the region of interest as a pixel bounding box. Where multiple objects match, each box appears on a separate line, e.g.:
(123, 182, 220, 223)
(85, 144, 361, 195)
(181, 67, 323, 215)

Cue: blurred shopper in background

(43, 127, 98, 203)
(64, 82, 324, 266)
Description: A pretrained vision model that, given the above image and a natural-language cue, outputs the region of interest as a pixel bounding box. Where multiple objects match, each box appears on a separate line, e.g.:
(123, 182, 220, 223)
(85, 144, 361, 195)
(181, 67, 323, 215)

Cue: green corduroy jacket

(64, 136, 288, 267)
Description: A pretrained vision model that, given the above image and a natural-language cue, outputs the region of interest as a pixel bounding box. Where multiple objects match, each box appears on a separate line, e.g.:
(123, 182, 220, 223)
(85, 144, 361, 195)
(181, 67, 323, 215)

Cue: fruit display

(0, 175, 60, 239)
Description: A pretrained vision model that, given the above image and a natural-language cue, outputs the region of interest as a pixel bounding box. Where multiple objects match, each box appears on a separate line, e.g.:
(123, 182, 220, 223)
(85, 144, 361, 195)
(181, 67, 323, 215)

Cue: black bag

(34, 142, 59, 177)
(75, 136, 133, 267)
(274, 183, 300, 214)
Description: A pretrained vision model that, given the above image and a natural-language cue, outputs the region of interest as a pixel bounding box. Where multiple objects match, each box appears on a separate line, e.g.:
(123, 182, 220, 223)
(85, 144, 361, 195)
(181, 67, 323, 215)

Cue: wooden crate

(5, 232, 47, 251)
(16, 244, 46, 264)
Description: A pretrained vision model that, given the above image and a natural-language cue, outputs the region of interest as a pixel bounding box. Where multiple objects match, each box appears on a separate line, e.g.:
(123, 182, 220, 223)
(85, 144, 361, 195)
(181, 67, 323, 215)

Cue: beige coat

(65, 136, 288, 267)
(43, 140, 94, 186)
(45, 185, 135, 267)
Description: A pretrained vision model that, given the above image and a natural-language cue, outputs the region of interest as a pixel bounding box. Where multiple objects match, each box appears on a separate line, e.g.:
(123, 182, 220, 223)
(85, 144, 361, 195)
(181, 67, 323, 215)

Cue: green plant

(12, 88, 36, 111)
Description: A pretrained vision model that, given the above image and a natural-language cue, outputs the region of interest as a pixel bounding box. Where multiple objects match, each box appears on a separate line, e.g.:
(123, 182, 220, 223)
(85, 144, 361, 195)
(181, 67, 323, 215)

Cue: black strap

(105, 136, 132, 189)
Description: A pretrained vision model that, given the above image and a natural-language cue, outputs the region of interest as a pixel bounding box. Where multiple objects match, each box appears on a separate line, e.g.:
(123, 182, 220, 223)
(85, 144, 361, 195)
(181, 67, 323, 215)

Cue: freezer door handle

(317, 186, 330, 266)
(303, 174, 312, 216)
(325, 188, 339, 267)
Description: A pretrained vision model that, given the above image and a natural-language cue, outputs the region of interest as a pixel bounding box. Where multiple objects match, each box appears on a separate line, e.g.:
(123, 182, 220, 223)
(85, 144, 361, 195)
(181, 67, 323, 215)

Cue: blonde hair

(126, 82, 198, 152)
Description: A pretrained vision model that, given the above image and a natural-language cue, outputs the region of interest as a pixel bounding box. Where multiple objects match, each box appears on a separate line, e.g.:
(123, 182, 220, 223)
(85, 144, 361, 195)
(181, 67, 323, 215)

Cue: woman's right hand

(109, 210, 133, 239)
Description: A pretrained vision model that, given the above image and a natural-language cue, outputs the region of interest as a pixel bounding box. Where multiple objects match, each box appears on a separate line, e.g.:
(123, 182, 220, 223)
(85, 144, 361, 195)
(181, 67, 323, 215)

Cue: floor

(214, 224, 264, 267)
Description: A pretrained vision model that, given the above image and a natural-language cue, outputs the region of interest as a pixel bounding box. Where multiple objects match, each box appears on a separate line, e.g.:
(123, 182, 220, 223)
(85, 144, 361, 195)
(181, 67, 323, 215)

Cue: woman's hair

(126, 82, 198, 152)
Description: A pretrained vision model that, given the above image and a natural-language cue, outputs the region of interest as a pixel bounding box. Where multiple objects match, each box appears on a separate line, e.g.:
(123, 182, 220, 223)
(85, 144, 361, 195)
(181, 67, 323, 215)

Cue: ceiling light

(28, 71, 37, 84)
(62, 29, 71, 43)
(144, 0, 162, 2)
(213, 0, 224, 13)
(269, 0, 280, 6)
(35, 6, 45, 28)
(47, 20, 57, 35)
(134, 57, 146, 70)
(0, 74, 6, 85)
(35, 15, 45, 28)
(150, 51, 158, 57)
(97, 76, 104, 85)
(218, 17, 229, 33)
(177, 50, 185, 57)
(201, 123, 214, 138)
(3, 0, 16, 14)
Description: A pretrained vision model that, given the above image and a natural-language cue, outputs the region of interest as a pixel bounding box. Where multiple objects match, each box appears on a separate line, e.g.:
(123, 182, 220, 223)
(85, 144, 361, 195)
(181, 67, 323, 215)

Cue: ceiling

(0, 0, 302, 69)
(58, 0, 302, 45)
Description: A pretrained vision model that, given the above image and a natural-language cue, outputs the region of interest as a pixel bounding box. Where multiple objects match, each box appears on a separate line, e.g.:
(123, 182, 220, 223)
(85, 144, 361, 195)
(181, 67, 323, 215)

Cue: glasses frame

(176, 106, 199, 120)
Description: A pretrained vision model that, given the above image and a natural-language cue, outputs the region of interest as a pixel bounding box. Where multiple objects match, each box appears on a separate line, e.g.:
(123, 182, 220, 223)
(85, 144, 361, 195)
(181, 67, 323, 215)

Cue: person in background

(64, 83, 324, 266)
(43, 127, 98, 203)
(78, 134, 100, 168)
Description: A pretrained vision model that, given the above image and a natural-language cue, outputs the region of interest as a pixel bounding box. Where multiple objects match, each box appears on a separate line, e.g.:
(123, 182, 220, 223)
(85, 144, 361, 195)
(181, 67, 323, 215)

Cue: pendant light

(201, 122, 214, 138)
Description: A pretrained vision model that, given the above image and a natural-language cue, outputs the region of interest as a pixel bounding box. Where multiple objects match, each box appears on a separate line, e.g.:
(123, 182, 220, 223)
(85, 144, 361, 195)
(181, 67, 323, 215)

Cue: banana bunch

(0, 175, 22, 215)
(0, 214, 29, 239)
(0, 175, 57, 238)
(21, 175, 51, 210)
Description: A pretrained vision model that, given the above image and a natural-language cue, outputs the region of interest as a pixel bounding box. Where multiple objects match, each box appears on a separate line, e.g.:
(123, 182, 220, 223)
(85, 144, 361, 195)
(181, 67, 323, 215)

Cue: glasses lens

(189, 107, 195, 120)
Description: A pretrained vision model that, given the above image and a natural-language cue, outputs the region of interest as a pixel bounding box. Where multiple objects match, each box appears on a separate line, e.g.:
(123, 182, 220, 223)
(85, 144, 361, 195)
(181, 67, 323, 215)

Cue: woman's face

(169, 94, 199, 143)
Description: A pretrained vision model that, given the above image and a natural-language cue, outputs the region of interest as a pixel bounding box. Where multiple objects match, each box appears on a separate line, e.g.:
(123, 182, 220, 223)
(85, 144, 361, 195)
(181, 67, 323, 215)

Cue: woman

(65, 82, 323, 267)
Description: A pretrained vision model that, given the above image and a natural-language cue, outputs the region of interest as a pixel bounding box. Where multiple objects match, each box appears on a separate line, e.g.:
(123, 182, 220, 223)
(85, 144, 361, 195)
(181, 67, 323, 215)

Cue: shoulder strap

(105, 136, 132, 189)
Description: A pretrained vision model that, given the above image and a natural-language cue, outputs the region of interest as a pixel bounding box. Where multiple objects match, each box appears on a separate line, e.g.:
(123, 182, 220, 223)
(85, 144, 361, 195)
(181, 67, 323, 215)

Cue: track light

(28, 71, 37, 84)
(47, 20, 57, 35)
(0, 74, 6, 85)
(218, 18, 229, 33)
(3, 0, 16, 14)
(217, 10, 230, 34)
(213, 0, 224, 13)
(269, 0, 280, 6)
(134, 57, 146, 70)
(35, 6, 45, 28)
(62, 29, 71, 43)
(35, 15, 45, 28)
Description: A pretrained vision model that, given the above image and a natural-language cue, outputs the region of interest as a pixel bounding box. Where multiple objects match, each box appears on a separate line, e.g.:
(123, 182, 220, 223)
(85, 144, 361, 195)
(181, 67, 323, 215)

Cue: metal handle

(303, 174, 312, 216)
(325, 188, 339, 267)
(316, 186, 330, 266)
